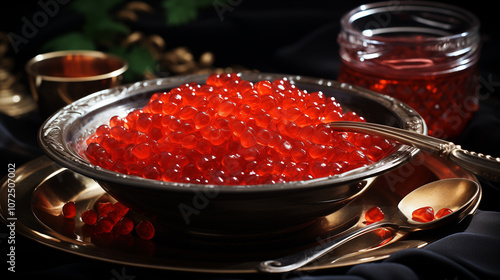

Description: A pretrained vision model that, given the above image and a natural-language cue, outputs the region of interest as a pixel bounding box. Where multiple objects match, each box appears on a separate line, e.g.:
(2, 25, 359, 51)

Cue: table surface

(1, 1, 500, 279)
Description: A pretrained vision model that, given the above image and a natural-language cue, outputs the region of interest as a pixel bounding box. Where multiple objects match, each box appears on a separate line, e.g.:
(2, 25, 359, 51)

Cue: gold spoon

(258, 178, 480, 273)
(328, 121, 500, 182)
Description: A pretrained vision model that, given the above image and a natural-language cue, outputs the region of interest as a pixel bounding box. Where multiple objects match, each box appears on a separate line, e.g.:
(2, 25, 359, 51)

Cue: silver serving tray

(0, 153, 480, 273)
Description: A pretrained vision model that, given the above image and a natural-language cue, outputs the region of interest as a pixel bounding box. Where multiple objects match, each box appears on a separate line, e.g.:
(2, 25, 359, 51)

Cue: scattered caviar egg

(365, 206, 385, 224)
(435, 208, 453, 219)
(374, 228, 394, 246)
(113, 202, 130, 216)
(107, 211, 123, 224)
(64, 197, 155, 246)
(97, 202, 115, 217)
(96, 217, 115, 233)
(62, 201, 77, 218)
(85, 74, 396, 185)
(412, 206, 435, 223)
(115, 217, 135, 235)
(81, 209, 98, 225)
(136, 220, 155, 240)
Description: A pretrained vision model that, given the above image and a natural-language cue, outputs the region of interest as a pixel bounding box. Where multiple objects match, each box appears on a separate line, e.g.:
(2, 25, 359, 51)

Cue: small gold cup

(26, 50, 128, 118)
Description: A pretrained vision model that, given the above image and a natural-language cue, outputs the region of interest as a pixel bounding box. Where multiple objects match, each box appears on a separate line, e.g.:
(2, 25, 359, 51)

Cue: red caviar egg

(435, 208, 453, 219)
(97, 202, 115, 217)
(115, 217, 135, 235)
(84, 74, 396, 185)
(62, 201, 77, 218)
(113, 202, 130, 216)
(365, 206, 385, 224)
(374, 228, 394, 246)
(81, 209, 98, 225)
(136, 220, 155, 240)
(96, 217, 115, 233)
(412, 206, 435, 223)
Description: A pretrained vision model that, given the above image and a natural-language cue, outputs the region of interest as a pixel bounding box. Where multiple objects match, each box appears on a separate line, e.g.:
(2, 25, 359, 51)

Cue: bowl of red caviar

(38, 73, 424, 236)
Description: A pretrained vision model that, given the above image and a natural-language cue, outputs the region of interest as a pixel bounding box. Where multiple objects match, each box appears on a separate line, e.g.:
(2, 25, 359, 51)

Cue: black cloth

(2, 0, 500, 279)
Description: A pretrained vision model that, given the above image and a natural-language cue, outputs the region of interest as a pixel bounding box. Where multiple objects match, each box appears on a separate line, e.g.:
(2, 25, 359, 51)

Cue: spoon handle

(450, 149, 500, 182)
(258, 221, 398, 273)
(328, 121, 500, 182)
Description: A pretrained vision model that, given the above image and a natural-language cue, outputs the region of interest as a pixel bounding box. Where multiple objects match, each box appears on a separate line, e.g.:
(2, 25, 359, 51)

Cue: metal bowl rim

(26, 50, 129, 82)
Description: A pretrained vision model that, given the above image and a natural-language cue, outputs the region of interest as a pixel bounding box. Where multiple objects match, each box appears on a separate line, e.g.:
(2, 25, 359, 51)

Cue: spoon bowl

(258, 178, 481, 273)
(398, 178, 480, 229)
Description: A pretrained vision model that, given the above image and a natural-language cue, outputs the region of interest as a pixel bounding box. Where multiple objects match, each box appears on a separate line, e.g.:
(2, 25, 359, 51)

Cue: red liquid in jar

(338, 2, 481, 140)
(338, 45, 479, 140)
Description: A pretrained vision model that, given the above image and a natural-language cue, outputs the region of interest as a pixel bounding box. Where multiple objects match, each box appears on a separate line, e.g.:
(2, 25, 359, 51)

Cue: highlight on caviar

(84, 73, 396, 185)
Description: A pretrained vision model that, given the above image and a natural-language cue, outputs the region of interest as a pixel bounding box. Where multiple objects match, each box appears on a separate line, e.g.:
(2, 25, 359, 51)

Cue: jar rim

(340, 1, 480, 44)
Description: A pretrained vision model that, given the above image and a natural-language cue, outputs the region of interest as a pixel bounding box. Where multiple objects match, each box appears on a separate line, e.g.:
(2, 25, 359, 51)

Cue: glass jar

(337, 1, 480, 139)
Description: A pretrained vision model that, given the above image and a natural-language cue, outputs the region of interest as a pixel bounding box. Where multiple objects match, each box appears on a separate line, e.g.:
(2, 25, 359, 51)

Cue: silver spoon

(258, 178, 480, 273)
(327, 121, 500, 182)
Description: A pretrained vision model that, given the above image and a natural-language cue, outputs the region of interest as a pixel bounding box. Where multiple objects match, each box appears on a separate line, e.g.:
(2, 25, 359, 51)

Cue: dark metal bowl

(38, 73, 425, 236)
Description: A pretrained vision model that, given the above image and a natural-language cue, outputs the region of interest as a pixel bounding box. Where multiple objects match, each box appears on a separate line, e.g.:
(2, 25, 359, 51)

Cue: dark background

(3, 0, 499, 80)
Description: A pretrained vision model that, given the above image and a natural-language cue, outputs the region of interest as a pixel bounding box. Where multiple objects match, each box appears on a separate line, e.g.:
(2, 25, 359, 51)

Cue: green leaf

(83, 18, 129, 42)
(41, 32, 96, 52)
(162, 0, 215, 26)
(111, 45, 157, 82)
(165, 5, 197, 26)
